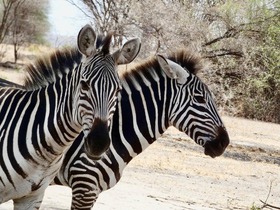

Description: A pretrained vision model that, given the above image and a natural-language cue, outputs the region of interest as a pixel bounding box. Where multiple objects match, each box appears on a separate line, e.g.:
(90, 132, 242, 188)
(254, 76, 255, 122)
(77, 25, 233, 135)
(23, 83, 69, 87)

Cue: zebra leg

(13, 194, 44, 210)
(71, 186, 98, 210)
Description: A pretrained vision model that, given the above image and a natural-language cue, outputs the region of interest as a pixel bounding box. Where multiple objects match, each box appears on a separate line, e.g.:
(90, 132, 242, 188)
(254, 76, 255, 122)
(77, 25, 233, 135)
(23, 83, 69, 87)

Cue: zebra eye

(81, 80, 90, 91)
(195, 95, 205, 103)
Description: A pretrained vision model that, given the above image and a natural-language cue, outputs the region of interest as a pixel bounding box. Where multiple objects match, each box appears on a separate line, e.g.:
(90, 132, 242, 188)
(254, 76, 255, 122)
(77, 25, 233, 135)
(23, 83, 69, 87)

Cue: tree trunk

(13, 43, 18, 64)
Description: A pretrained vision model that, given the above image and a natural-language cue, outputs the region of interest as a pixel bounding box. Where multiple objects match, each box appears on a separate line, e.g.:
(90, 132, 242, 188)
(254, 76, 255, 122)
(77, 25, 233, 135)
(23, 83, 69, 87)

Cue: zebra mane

(167, 49, 204, 75)
(24, 47, 82, 90)
(121, 49, 204, 80)
(97, 33, 113, 55)
(23, 34, 113, 90)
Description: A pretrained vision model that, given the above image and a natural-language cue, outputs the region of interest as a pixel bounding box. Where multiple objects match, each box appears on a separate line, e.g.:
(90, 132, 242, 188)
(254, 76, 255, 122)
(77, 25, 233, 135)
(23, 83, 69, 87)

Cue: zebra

(51, 49, 230, 209)
(0, 24, 141, 210)
(1, 49, 229, 209)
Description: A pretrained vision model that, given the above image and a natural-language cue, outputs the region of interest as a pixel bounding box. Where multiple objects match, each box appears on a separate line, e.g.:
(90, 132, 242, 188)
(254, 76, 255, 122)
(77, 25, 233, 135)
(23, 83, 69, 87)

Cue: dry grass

(0, 44, 55, 85)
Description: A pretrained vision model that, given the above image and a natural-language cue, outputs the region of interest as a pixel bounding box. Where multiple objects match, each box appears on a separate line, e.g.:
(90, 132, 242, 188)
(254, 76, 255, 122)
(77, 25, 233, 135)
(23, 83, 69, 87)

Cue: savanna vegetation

(1, 0, 279, 123)
(68, 0, 280, 123)
(0, 0, 49, 63)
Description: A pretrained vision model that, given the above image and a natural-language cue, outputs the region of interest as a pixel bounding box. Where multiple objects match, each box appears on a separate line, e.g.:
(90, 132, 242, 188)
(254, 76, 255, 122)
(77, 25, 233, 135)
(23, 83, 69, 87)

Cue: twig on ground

(260, 200, 280, 209)
(259, 180, 280, 209)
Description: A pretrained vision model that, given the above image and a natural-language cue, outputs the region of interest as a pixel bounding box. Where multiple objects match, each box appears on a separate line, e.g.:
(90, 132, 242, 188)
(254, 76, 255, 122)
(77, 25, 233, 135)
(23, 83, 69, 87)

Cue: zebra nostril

(204, 126, 230, 158)
(83, 118, 111, 159)
(218, 127, 230, 149)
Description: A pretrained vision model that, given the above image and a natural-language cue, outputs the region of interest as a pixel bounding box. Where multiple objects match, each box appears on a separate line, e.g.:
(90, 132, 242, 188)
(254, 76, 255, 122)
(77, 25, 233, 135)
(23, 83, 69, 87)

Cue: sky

(47, 0, 91, 46)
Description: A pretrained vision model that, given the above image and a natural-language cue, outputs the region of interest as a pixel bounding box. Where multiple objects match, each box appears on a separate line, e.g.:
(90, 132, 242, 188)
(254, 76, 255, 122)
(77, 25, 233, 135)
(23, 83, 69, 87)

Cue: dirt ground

(1, 107, 279, 209)
(0, 49, 279, 209)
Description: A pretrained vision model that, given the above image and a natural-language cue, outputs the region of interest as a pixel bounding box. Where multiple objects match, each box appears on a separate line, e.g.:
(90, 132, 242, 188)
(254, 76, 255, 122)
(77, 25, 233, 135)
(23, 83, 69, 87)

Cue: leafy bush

(241, 19, 280, 123)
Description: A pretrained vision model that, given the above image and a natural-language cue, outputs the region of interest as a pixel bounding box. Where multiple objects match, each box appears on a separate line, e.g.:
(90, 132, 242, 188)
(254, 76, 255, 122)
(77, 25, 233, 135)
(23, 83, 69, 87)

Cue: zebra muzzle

(83, 118, 111, 160)
(203, 126, 230, 158)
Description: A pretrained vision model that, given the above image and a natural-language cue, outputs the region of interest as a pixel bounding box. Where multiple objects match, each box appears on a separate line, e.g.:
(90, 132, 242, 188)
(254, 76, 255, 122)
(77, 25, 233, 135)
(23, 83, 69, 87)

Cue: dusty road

(0, 50, 279, 209)
(1, 116, 279, 210)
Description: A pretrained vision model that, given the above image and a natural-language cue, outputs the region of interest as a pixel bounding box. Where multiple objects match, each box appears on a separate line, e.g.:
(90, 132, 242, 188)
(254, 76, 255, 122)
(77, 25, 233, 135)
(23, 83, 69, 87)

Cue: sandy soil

(1, 115, 279, 209)
(0, 51, 279, 209)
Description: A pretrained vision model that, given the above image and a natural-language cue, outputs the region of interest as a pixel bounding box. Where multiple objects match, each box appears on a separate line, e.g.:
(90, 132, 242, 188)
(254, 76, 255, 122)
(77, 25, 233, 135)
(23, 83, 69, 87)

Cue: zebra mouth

(84, 144, 102, 160)
(83, 118, 111, 160)
(203, 127, 230, 158)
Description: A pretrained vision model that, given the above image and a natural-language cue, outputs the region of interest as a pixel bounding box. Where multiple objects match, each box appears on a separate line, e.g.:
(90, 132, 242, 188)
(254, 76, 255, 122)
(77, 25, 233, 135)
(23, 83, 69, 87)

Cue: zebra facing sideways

(0, 24, 141, 210)
(1, 49, 229, 209)
(51, 50, 229, 209)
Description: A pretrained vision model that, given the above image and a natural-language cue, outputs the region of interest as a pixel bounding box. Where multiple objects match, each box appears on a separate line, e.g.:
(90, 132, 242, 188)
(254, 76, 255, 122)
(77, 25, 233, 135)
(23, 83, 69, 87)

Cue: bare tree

(65, 0, 280, 122)
(0, 0, 24, 45)
(10, 0, 26, 63)
(67, 0, 132, 47)
(2, 0, 49, 63)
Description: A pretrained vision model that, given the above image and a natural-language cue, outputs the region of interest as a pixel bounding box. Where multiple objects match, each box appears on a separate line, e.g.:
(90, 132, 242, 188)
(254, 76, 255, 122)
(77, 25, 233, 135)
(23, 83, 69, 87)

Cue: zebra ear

(157, 55, 189, 84)
(77, 24, 97, 57)
(113, 38, 141, 65)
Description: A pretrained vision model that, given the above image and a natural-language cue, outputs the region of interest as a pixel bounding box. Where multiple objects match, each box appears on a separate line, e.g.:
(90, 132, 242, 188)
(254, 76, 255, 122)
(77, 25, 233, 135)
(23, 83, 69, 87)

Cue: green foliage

(241, 7, 280, 123)
(200, 0, 280, 123)
(67, 0, 280, 123)
(17, 0, 50, 45)
(250, 203, 262, 210)
(30, 1, 50, 44)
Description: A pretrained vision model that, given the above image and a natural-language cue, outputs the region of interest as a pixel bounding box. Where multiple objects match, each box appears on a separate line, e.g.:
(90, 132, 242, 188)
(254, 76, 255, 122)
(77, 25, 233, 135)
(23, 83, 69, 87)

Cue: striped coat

(0, 25, 140, 209)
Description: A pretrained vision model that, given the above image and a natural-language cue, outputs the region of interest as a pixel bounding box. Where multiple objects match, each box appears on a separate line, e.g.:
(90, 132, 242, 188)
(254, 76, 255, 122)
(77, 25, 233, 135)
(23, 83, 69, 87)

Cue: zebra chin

(83, 118, 111, 160)
(203, 126, 230, 158)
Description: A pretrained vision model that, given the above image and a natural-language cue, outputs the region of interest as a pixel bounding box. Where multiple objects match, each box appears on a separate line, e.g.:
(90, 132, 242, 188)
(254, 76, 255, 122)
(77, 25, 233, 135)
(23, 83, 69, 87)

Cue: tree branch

(202, 12, 280, 47)
(65, 0, 93, 19)
(260, 200, 280, 209)
(203, 49, 243, 58)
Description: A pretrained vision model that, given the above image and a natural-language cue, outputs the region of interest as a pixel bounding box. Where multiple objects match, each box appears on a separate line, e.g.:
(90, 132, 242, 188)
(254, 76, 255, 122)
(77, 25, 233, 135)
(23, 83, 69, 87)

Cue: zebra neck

(111, 68, 171, 162)
(42, 75, 81, 158)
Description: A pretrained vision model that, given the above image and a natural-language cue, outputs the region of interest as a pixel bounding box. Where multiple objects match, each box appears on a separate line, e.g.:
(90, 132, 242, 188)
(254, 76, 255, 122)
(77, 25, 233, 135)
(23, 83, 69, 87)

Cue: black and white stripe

(52, 50, 230, 209)
(0, 24, 140, 209)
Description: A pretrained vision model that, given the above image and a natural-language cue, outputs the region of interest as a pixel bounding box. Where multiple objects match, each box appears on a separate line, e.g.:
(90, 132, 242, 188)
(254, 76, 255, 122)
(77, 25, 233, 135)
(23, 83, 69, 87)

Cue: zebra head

(157, 54, 229, 158)
(75, 25, 141, 160)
